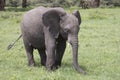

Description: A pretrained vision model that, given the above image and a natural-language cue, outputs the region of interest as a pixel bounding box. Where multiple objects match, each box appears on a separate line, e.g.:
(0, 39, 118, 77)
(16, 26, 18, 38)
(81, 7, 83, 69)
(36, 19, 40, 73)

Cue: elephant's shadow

(34, 60, 86, 71)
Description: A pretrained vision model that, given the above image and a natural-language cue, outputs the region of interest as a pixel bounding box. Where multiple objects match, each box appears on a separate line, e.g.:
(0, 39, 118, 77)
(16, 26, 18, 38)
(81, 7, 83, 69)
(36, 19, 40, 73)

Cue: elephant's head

(42, 8, 85, 74)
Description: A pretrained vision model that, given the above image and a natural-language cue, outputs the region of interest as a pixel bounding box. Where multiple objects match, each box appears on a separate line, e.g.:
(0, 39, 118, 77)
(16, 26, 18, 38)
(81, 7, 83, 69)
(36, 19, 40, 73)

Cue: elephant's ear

(73, 10, 81, 25)
(42, 9, 65, 38)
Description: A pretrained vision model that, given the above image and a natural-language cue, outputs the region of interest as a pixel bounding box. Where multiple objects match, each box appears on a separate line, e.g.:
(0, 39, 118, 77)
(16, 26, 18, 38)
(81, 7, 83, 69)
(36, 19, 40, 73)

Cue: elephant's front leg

(55, 35, 66, 67)
(44, 29, 56, 70)
(46, 42, 56, 70)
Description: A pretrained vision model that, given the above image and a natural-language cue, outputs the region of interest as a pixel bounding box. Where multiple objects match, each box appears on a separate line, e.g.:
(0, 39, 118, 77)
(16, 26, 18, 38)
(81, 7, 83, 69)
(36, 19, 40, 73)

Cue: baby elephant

(8, 6, 85, 74)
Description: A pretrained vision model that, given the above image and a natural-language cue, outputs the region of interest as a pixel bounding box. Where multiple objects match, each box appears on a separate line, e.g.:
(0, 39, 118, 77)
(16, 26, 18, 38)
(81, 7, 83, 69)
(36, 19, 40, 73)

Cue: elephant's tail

(7, 34, 22, 50)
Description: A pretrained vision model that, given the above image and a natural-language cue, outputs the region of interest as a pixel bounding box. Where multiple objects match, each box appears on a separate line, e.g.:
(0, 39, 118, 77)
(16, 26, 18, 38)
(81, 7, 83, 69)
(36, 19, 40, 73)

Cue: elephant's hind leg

(23, 39, 35, 66)
(38, 48, 46, 66)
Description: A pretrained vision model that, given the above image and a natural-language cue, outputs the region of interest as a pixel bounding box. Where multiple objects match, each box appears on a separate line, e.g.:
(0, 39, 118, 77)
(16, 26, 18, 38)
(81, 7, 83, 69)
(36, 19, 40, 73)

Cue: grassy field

(0, 7, 120, 80)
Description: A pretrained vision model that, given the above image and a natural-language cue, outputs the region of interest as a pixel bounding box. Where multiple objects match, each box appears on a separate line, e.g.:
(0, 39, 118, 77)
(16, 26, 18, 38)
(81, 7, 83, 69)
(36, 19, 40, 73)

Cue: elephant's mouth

(60, 29, 68, 40)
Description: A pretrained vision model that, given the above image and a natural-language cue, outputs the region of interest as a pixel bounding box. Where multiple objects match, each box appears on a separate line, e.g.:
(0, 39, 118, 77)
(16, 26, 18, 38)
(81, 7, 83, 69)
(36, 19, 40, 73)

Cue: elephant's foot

(46, 63, 58, 71)
(55, 60, 61, 68)
(78, 68, 86, 75)
(28, 61, 35, 66)
(28, 63, 35, 67)
(41, 61, 46, 66)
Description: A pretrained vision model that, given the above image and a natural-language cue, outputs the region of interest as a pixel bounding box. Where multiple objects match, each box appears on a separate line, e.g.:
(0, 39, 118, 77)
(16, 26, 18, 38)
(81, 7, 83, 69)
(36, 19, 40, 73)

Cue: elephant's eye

(64, 28, 70, 33)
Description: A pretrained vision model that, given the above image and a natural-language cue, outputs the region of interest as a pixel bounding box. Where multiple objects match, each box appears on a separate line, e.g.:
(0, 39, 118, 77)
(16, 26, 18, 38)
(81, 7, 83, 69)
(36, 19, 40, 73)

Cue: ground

(0, 7, 120, 80)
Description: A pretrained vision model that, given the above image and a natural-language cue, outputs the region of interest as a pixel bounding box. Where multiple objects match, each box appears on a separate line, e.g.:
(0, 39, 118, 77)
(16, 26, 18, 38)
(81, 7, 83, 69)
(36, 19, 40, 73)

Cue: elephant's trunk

(69, 36, 86, 74)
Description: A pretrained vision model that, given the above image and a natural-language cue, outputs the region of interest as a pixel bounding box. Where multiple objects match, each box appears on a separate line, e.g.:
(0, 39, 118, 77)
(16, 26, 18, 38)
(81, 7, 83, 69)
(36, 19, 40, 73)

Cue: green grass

(0, 7, 120, 80)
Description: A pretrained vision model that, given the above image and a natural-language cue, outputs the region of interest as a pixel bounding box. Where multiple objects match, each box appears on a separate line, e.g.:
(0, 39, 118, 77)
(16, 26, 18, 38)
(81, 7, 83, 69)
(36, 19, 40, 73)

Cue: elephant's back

(21, 7, 47, 49)
(22, 6, 46, 28)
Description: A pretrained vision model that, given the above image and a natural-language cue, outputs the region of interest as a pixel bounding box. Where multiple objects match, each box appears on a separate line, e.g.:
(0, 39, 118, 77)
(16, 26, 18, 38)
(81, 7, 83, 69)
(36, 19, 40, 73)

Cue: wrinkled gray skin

(21, 6, 85, 74)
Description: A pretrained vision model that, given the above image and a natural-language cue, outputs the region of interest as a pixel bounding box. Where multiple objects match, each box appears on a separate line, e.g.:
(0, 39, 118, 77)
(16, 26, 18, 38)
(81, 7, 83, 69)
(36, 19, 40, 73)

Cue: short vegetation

(0, 0, 120, 80)
(5, 0, 120, 8)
